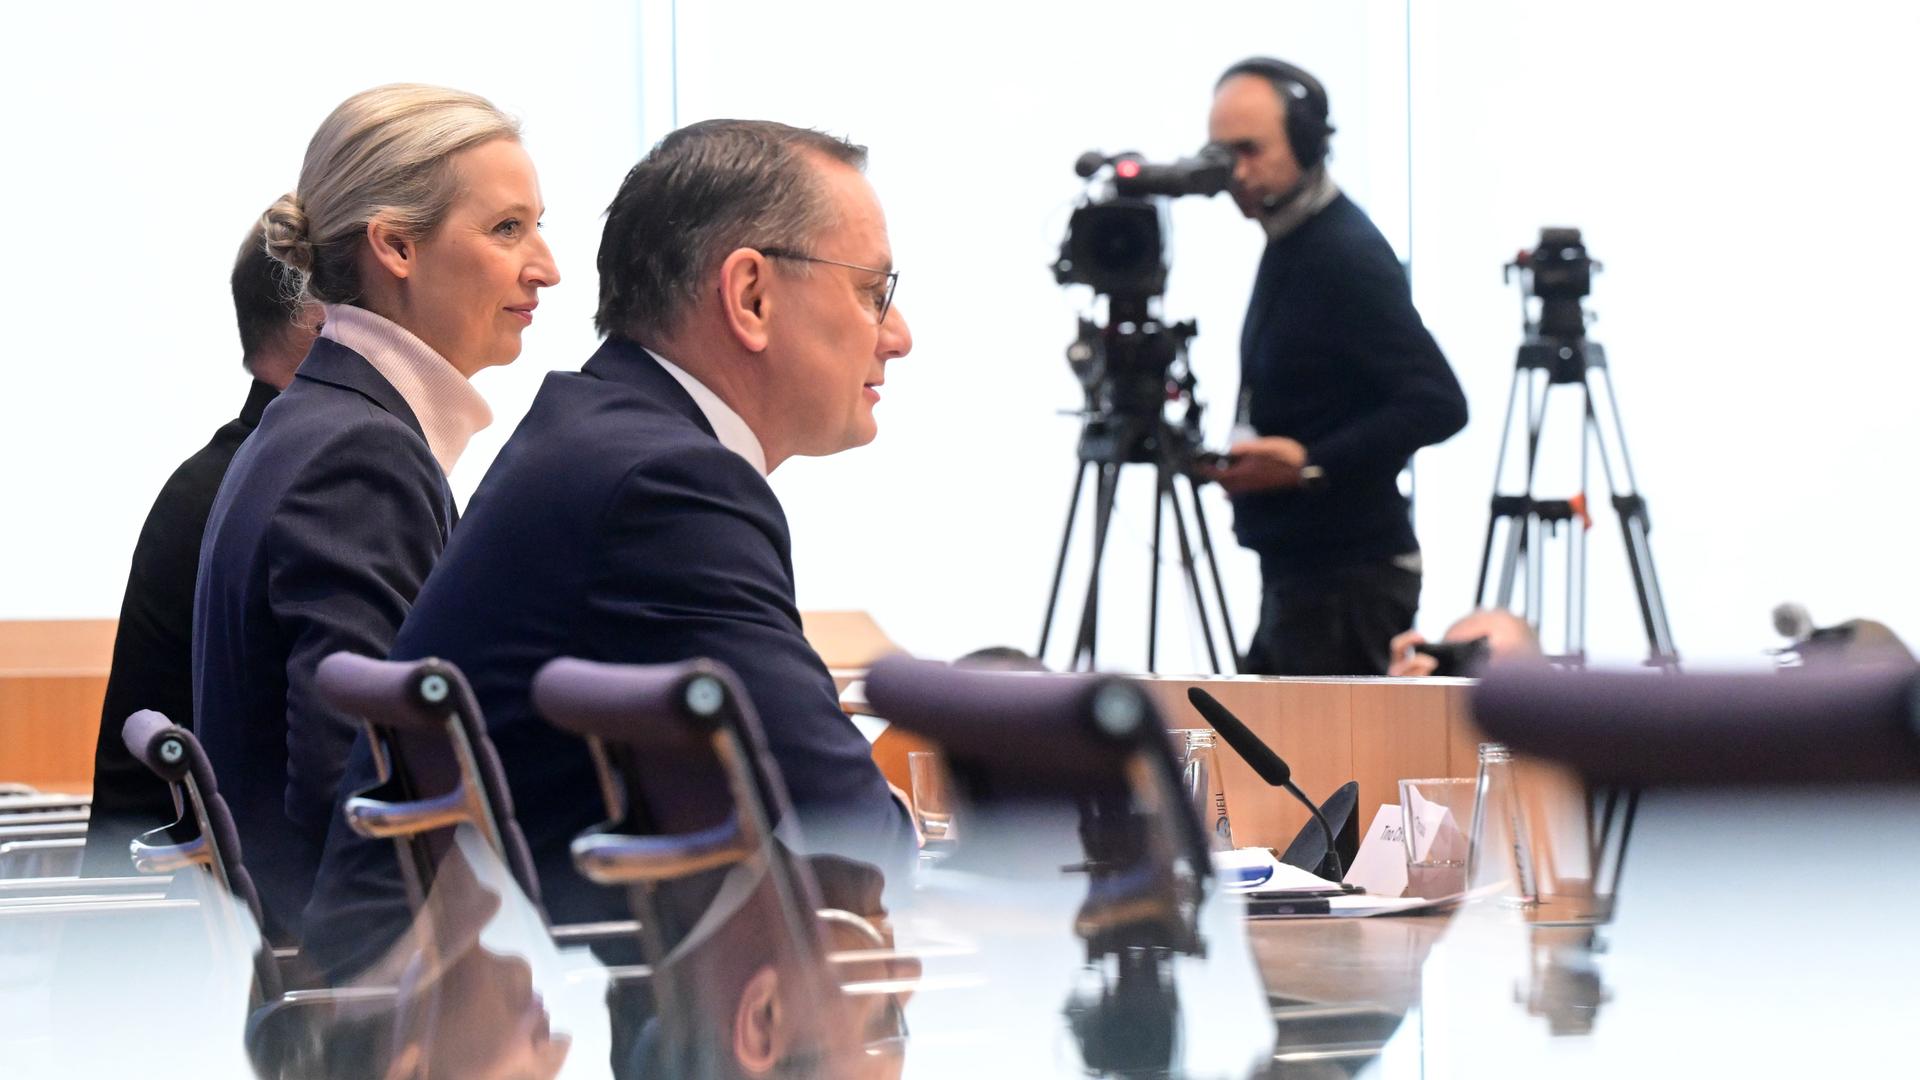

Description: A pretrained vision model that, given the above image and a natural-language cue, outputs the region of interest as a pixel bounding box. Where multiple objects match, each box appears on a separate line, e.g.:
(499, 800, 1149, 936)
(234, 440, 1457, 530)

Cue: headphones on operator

(1217, 57, 1335, 172)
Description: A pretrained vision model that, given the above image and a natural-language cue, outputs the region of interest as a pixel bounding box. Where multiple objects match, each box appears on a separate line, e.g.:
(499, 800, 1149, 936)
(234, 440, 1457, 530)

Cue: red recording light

(1116, 159, 1141, 179)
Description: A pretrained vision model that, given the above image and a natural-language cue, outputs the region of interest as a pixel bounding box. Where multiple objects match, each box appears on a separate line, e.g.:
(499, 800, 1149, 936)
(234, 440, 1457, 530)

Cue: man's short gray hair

(595, 119, 868, 345)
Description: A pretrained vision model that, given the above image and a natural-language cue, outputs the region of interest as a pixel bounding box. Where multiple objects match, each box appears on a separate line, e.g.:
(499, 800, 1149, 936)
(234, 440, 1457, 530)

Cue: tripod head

(1505, 227, 1603, 343)
(1056, 151, 1220, 472)
(1066, 308, 1207, 468)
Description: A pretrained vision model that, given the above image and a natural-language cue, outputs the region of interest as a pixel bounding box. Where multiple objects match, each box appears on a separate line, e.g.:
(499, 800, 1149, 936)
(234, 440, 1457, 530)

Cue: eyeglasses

(759, 247, 899, 324)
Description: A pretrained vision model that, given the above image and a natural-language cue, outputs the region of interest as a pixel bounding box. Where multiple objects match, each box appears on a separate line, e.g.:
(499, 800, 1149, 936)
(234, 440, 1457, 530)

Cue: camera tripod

(1036, 395, 1239, 674)
(1475, 328, 1679, 668)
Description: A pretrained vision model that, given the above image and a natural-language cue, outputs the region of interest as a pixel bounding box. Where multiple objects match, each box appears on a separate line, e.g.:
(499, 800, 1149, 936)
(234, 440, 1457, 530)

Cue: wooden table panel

(0, 618, 115, 674)
(0, 672, 103, 793)
(1351, 680, 1462, 822)
(0, 619, 113, 794)
(1444, 682, 1488, 778)
(1140, 677, 1357, 852)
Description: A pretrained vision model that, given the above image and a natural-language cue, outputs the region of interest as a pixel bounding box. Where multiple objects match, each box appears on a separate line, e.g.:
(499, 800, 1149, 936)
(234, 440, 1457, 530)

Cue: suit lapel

(293, 337, 456, 537)
(292, 337, 428, 443)
(580, 337, 719, 440)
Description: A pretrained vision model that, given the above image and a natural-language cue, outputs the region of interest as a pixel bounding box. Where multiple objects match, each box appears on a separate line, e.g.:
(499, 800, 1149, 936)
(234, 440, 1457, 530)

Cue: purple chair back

(314, 652, 542, 912)
(863, 655, 1213, 953)
(1472, 664, 1920, 785)
(530, 657, 827, 968)
(121, 709, 281, 999)
(863, 656, 1154, 787)
(532, 657, 806, 847)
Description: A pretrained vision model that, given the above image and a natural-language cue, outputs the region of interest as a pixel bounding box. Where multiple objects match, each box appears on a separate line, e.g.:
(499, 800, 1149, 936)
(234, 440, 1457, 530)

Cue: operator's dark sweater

(1230, 193, 1467, 575)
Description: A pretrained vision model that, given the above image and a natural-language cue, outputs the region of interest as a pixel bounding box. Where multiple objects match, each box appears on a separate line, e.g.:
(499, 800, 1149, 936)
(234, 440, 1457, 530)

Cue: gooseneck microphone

(1187, 687, 1344, 880)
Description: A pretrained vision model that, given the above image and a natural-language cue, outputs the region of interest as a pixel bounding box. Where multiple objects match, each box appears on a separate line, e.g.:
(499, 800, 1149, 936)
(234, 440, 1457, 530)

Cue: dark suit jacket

(81, 380, 278, 877)
(303, 337, 914, 979)
(193, 337, 454, 942)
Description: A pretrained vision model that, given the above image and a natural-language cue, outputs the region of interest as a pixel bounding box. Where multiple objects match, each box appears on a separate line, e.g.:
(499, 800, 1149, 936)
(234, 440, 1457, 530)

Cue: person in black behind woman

(192, 83, 559, 943)
(80, 221, 318, 877)
(1200, 57, 1468, 676)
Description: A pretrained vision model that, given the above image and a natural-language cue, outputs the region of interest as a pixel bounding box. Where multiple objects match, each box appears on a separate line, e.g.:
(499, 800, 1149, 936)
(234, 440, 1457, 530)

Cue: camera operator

(1201, 57, 1468, 676)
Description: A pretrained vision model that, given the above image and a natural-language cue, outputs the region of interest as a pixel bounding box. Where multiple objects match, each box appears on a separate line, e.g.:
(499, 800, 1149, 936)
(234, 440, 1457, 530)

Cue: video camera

(1053, 146, 1232, 299)
(1053, 146, 1230, 467)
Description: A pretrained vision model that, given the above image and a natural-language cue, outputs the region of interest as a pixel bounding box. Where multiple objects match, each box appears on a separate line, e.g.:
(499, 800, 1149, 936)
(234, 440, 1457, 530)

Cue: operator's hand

(1209, 436, 1309, 494)
(1388, 629, 1438, 677)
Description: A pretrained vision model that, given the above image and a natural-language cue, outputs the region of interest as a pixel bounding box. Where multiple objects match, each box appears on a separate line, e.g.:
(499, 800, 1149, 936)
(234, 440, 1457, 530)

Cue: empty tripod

(1475, 229, 1678, 668)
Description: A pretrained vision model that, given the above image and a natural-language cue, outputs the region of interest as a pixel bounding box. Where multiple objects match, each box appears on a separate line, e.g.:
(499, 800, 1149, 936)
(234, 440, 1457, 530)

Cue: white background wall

(1404, 0, 1920, 667)
(4, 1, 1915, 673)
(0, 0, 646, 624)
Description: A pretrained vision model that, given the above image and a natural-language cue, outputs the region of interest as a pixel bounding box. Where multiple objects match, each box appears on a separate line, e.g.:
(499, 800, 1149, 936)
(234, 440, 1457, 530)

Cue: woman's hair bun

(261, 193, 314, 275)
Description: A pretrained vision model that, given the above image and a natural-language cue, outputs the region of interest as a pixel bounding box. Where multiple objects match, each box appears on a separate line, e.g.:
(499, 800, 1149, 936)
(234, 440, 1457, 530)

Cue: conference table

(34, 615, 1892, 1075)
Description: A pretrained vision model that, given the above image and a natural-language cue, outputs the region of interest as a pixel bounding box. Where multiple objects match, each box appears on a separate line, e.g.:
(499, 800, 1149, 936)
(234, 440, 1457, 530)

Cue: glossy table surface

(1248, 912, 1449, 1012)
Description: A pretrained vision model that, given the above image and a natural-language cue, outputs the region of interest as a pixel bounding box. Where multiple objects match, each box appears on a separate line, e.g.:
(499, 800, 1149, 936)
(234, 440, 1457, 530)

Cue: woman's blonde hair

(262, 84, 519, 304)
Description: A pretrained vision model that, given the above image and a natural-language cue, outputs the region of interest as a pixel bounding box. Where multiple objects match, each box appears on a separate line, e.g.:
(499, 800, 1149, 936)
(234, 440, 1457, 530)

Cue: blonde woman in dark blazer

(193, 84, 559, 943)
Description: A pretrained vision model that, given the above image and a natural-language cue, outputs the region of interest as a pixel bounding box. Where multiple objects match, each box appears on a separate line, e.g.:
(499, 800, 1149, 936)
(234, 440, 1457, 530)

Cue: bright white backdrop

(0, 0, 647, 626)
(4, 2, 1915, 673)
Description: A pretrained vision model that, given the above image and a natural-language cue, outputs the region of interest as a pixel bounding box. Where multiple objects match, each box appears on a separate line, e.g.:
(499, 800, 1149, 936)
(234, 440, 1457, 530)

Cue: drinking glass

(1169, 729, 1234, 851)
(908, 751, 957, 859)
(1399, 776, 1476, 898)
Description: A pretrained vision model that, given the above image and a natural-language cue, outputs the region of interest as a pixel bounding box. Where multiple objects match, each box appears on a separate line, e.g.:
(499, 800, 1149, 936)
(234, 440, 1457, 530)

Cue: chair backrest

(121, 709, 281, 999)
(531, 657, 822, 921)
(532, 656, 838, 1062)
(315, 652, 542, 914)
(1472, 664, 1920, 786)
(863, 655, 1213, 954)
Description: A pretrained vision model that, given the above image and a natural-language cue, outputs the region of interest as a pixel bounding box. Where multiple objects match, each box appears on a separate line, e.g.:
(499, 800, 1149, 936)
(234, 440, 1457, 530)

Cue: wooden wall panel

(2, 617, 1470, 856)
(0, 618, 115, 673)
(1142, 677, 1356, 851)
(1444, 679, 1488, 778)
(1140, 676, 1463, 852)
(0, 673, 103, 793)
(1351, 680, 1462, 818)
(0, 618, 113, 794)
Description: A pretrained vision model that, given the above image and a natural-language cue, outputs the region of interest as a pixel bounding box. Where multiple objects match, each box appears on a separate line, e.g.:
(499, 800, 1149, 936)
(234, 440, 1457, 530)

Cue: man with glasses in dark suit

(306, 120, 918, 987)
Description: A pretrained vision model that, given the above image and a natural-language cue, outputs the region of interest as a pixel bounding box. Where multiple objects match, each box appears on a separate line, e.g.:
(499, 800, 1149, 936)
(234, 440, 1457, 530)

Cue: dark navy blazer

(303, 337, 914, 979)
(193, 337, 454, 942)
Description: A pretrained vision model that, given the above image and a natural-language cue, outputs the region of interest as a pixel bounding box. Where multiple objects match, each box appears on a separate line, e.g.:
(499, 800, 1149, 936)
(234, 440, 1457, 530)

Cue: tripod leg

(1475, 512, 1502, 608)
(1619, 508, 1678, 665)
(1165, 475, 1222, 674)
(1585, 367, 1679, 666)
(1528, 516, 1545, 630)
(1038, 460, 1092, 662)
(1148, 463, 1167, 672)
(1491, 510, 1525, 613)
(1182, 474, 1240, 672)
(1638, 520, 1678, 662)
(1478, 369, 1527, 601)
(1072, 465, 1122, 671)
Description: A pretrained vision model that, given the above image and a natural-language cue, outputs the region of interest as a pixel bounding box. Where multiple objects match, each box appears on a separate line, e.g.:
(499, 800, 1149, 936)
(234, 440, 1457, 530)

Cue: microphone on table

(1186, 686, 1344, 880)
